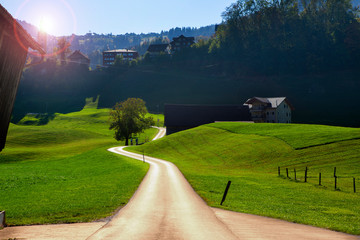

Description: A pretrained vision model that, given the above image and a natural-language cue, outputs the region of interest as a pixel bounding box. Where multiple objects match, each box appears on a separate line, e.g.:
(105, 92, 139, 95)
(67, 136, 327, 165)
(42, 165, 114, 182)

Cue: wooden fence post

(319, 173, 322, 186)
(220, 181, 232, 205)
(335, 176, 337, 190)
(294, 168, 297, 181)
(286, 168, 289, 178)
(305, 167, 308, 183)
(278, 167, 280, 176)
(354, 178, 356, 193)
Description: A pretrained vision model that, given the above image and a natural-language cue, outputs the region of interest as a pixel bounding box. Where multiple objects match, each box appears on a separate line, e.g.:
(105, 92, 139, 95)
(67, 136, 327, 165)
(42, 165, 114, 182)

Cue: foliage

(109, 98, 155, 145)
(209, 0, 360, 74)
(130, 123, 360, 234)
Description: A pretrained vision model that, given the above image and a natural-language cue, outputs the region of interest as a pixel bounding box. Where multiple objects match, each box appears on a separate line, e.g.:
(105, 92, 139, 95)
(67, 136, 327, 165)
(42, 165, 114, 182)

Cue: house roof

(0, 4, 45, 55)
(165, 104, 252, 127)
(245, 97, 294, 110)
(172, 35, 195, 42)
(147, 44, 169, 53)
(68, 50, 90, 60)
(103, 49, 137, 53)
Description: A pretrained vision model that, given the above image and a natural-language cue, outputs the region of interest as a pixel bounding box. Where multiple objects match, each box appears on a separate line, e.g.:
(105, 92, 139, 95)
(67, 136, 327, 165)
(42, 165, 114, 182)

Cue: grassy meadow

(129, 122, 360, 235)
(0, 98, 159, 226)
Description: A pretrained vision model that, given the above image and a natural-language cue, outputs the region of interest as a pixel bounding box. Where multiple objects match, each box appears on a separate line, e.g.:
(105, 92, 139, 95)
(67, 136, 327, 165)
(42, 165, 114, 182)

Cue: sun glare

(39, 16, 53, 34)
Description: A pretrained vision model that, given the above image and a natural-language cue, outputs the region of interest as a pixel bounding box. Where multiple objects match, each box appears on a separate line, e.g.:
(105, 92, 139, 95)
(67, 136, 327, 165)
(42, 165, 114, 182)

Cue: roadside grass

(129, 123, 360, 235)
(0, 98, 157, 225)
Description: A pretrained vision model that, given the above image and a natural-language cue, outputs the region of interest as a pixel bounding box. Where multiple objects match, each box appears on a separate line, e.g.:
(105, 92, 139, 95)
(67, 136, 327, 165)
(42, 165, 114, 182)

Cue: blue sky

(1, 0, 235, 36)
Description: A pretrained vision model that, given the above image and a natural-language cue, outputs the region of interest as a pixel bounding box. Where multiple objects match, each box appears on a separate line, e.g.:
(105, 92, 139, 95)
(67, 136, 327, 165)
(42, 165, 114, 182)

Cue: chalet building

(245, 97, 294, 123)
(67, 50, 90, 67)
(147, 44, 170, 57)
(165, 104, 252, 135)
(170, 35, 195, 52)
(103, 49, 139, 66)
(0, 4, 45, 151)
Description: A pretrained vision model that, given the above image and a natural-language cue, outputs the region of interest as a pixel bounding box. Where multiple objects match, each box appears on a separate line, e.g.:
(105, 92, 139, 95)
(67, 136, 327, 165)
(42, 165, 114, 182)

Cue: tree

(57, 37, 71, 65)
(109, 98, 155, 145)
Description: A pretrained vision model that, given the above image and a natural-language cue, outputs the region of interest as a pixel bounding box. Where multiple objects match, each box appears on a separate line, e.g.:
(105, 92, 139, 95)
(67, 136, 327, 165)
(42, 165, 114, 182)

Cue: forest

(14, 0, 360, 127)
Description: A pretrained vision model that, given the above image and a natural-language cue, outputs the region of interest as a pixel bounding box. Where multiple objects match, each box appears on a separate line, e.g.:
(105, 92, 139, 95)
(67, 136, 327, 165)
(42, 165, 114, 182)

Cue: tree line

(188, 0, 360, 75)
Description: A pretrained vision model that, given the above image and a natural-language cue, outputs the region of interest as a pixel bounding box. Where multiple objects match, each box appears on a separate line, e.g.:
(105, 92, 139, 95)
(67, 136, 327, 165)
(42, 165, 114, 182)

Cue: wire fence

(278, 166, 358, 193)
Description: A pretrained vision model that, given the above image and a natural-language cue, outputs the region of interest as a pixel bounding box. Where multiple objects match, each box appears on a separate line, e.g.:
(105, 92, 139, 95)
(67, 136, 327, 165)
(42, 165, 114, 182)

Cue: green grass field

(0, 98, 157, 225)
(129, 123, 360, 235)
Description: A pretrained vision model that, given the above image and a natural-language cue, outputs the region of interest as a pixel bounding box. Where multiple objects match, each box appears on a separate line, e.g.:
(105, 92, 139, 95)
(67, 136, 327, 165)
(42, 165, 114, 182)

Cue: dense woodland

(14, 0, 360, 127)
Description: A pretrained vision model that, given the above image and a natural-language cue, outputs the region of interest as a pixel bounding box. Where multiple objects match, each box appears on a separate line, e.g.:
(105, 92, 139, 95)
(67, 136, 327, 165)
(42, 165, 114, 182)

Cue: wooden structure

(0, 4, 45, 151)
(67, 50, 90, 67)
(164, 104, 252, 135)
(170, 35, 195, 53)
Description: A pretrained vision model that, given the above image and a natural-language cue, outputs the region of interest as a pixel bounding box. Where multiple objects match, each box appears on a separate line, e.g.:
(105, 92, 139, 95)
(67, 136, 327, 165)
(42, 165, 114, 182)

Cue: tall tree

(109, 98, 155, 146)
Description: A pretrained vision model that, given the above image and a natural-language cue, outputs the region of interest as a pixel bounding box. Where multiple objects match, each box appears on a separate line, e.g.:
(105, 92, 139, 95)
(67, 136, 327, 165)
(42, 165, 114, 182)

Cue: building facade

(170, 35, 195, 52)
(103, 49, 139, 66)
(245, 97, 294, 123)
(0, 4, 45, 151)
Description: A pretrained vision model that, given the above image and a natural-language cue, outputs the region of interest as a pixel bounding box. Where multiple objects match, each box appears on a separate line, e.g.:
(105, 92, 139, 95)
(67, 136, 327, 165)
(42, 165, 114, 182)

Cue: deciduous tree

(109, 98, 154, 145)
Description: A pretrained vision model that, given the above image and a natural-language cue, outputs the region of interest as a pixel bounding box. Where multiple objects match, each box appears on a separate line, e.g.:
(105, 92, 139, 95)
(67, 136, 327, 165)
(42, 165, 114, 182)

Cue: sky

(1, 0, 235, 36)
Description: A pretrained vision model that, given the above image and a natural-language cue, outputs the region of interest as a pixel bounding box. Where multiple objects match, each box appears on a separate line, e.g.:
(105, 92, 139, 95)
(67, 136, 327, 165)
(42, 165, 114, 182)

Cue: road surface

(1, 127, 359, 239)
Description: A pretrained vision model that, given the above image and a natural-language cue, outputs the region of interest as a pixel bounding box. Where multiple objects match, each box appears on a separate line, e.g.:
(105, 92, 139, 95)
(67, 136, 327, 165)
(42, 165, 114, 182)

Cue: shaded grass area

(130, 123, 360, 234)
(210, 122, 360, 149)
(0, 99, 157, 225)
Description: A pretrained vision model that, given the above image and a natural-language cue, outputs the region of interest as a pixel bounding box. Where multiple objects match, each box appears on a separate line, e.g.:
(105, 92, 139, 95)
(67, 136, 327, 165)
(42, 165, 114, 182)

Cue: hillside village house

(67, 50, 90, 67)
(147, 44, 171, 57)
(170, 35, 195, 52)
(245, 97, 294, 123)
(0, 4, 45, 151)
(102, 49, 139, 66)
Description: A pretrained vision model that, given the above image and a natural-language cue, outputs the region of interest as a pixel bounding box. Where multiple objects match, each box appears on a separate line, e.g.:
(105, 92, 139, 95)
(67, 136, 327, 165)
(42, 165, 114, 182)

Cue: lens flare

(13, 0, 77, 57)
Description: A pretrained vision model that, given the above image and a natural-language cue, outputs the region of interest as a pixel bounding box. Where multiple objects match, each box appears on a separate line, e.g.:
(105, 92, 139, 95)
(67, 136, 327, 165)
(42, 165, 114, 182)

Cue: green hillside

(130, 123, 360, 234)
(0, 99, 157, 225)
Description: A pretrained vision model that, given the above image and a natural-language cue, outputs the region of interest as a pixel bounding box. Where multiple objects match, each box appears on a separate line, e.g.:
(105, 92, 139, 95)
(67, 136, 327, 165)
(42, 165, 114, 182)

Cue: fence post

(335, 176, 337, 190)
(286, 168, 289, 178)
(319, 173, 322, 186)
(294, 168, 297, 181)
(278, 167, 280, 176)
(354, 178, 356, 193)
(305, 167, 308, 183)
(220, 181, 232, 205)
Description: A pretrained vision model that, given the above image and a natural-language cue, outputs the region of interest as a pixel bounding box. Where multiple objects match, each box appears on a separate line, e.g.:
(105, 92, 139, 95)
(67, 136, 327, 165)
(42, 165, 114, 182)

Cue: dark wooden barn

(164, 104, 252, 135)
(0, 4, 45, 151)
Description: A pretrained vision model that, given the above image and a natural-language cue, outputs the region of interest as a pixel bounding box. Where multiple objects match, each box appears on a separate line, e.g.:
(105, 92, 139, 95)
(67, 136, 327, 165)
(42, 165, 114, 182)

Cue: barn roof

(0, 4, 45, 55)
(165, 104, 252, 127)
(147, 44, 169, 53)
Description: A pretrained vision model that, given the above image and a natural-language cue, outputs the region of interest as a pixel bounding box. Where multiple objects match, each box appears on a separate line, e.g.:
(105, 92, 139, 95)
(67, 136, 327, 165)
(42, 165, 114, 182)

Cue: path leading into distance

(1, 127, 359, 239)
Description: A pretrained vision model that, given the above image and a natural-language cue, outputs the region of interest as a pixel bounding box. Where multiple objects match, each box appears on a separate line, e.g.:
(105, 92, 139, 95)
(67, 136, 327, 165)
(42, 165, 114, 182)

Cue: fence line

(278, 166, 358, 193)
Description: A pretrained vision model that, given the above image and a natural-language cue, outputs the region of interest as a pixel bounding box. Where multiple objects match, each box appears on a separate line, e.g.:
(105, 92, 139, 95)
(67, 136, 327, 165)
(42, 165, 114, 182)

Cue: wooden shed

(164, 104, 252, 135)
(0, 4, 45, 151)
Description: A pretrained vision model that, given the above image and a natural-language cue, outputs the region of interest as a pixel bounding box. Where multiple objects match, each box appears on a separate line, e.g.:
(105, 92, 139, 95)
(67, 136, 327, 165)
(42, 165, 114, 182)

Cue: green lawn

(129, 123, 360, 235)
(0, 98, 157, 225)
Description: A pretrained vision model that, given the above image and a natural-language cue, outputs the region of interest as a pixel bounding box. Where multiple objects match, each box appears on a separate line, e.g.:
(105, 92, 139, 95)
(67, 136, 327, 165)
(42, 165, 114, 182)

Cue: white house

(244, 97, 294, 123)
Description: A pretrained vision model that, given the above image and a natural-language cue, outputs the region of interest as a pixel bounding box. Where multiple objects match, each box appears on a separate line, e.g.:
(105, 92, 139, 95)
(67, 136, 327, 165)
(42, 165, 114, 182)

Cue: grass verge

(129, 123, 360, 235)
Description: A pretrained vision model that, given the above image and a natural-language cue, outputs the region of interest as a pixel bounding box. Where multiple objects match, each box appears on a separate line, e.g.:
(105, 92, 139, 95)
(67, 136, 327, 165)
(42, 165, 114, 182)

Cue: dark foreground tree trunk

(125, 137, 129, 146)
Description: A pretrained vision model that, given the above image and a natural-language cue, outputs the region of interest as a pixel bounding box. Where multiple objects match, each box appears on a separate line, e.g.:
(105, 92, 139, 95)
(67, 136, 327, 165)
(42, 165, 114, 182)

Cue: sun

(39, 16, 53, 34)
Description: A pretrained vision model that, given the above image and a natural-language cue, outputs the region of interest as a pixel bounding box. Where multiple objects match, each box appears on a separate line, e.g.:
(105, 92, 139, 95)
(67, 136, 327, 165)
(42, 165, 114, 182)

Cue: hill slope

(130, 123, 360, 234)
